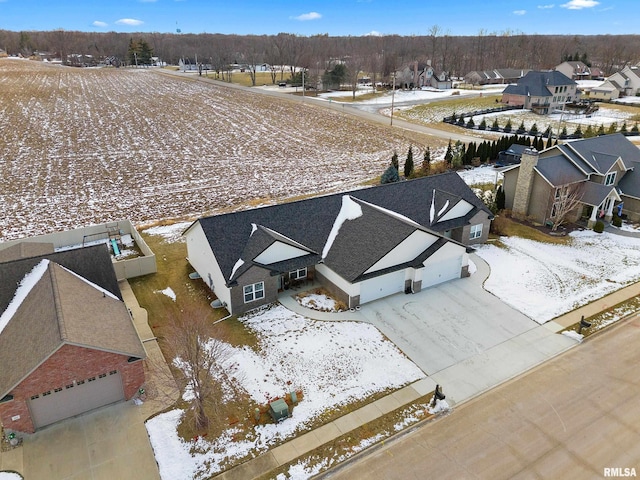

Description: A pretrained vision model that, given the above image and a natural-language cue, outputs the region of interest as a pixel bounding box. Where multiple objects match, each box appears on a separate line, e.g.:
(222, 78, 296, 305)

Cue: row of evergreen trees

(380, 134, 539, 184)
(451, 112, 639, 140)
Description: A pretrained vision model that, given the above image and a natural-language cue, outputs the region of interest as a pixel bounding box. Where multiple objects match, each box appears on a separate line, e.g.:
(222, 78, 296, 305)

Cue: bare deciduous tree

(549, 182, 585, 231)
(164, 306, 233, 431)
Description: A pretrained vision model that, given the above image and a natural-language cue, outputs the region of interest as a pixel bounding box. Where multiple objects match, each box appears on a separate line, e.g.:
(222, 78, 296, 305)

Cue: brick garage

(0, 243, 146, 433)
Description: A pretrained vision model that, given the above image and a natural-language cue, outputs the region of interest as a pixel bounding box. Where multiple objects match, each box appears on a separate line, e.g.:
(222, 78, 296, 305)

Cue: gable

(254, 241, 314, 265)
(364, 230, 438, 275)
(437, 199, 474, 223)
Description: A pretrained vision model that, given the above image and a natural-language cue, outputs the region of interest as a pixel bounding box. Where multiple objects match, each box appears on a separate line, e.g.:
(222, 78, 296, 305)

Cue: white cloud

(561, 0, 599, 9)
(364, 30, 382, 37)
(92, 21, 108, 27)
(115, 18, 144, 26)
(291, 12, 322, 21)
(538, 4, 555, 8)
(513, 9, 527, 15)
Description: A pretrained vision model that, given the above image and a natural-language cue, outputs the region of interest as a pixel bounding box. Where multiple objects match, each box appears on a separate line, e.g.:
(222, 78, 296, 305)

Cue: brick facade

(0, 344, 144, 433)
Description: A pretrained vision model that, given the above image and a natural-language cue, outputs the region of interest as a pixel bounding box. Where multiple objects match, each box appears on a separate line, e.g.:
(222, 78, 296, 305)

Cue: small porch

(579, 183, 621, 229)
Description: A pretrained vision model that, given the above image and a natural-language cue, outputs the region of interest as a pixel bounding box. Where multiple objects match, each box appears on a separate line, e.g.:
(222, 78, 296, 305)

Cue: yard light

(431, 384, 446, 407)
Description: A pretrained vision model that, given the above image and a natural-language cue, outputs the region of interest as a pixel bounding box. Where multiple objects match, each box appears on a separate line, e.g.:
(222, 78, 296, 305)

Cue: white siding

(437, 199, 474, 222)
(254, 242, 310, 265)
(185, 222, 231, 308)
(364, 230, 438, 275)
(359, 270, 406, 304)
(316, 264, 358, 297)
(421, 243, 465, 288)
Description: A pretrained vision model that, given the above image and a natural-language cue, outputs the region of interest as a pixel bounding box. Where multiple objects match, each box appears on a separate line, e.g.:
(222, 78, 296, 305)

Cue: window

(244, 282, 265, 303)
(42, 391, 51, 396)
(290, 268, 307, 280)
(54, 388, 62, 393)
(470, 224, 483, 240)
(605, 172, 616, 186)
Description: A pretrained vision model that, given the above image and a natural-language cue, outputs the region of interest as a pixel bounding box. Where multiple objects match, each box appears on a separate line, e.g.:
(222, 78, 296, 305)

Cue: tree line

(2, 29, 639, 85)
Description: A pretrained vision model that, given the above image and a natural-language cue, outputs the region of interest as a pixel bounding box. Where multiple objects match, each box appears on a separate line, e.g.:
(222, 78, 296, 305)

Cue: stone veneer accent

(512, 149, 540, 216)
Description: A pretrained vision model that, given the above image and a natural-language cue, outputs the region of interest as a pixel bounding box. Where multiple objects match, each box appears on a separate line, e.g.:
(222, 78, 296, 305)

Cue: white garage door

(359, 270, 406, 304)
(29, 371, 125, 429)
(422, 257, 461, 289)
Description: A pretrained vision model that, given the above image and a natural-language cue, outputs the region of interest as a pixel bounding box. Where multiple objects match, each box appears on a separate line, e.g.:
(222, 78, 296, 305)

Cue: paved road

(322, 314, 640, 480)
(154, 69, 484, 144)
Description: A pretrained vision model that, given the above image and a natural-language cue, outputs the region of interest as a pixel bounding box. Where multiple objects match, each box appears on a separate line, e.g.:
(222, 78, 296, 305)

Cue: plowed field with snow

(0, 59, 428, 241)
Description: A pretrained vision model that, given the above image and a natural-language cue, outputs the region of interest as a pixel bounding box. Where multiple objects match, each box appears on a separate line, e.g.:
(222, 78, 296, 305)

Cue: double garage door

(29, 371, 124, 429)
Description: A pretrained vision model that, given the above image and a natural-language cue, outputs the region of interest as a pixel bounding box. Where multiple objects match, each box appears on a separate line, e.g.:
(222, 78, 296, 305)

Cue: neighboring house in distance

(555, 61, 593, 80)
(585, 81, 620, 101)
(464, 68, 530, 86)
(396, 61, 452, 90)
(184, 173, 493, 316)
(502, 134, 640, 229)
(600, 65, 640, 98)
(501, 70, 579, 114)
(0, 244, 146, 433)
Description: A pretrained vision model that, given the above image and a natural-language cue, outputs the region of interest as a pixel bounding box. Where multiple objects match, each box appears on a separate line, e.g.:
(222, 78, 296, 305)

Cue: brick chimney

(512, 148, 540, 217)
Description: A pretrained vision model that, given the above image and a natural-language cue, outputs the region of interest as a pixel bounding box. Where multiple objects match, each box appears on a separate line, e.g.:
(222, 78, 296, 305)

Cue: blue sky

(0, 0, 634, 36)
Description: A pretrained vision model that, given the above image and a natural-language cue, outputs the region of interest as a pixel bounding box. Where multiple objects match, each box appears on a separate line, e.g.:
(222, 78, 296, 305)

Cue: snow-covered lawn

(475, 230, 640, 323)
(296, 292, 344, 312)
(146, 304, 425, 479)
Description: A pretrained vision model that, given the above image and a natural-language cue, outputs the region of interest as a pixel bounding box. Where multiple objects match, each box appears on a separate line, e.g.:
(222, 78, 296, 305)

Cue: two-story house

(502, 134, 640, 229)
(501, 70, 579, 114)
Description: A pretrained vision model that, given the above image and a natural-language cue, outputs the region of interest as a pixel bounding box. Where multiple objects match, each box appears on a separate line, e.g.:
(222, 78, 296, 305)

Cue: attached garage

(29, 371, 125, 429)
(422, 256, 462, 289)
(359, 270, 406, 304)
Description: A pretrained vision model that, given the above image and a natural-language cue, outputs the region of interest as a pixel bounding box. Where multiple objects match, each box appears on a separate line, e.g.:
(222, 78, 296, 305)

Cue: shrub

(612, 215, 623, 227)
(490, 214, 510, 235)
(594, 220, 605, 233)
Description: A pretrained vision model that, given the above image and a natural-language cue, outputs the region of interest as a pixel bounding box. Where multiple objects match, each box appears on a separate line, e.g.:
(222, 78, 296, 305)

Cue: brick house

(0, 244, 146, 433)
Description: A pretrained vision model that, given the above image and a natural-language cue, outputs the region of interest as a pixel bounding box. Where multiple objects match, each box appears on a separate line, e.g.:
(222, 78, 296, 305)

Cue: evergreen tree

(573, 125, 583, 138)
(529, 123, 539, 136)
(444, 140, 453, 167)
(560, 126, 568, 139)
(380, 165, 400, 184)
(465, 142, 477, 165)
(422, 147, 431, 175)
(584, 125, 595, 138)
(496, 185, 506, 211)
(546, 131, 554, 149)
(391, 151, 399, 170)
(516, 121, 526, 134)
(479, 118, 487, 130)
(597, 124, 606, 136)
(457, 115, 465, 126)
(620, 122, 628, 133)
(452, 141, 465, 169)
(543, 125, 551, 138)
(632, 123, 639, 135)
(607, 122, 618, 134)
(466, 117, 475, 129)
(491, 118, 500, 131)
(404, 145, 414, 178)
(503, 119, 512, 133)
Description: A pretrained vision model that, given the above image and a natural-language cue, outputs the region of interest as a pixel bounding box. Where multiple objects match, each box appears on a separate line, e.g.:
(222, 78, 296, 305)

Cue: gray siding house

(184, 173, 493, 316)
(503, 134, 640, 228)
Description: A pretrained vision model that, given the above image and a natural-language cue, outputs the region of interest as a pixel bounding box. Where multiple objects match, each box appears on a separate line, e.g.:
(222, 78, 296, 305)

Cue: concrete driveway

(18, 401, 159, 480)
(354, 254, 576, 402)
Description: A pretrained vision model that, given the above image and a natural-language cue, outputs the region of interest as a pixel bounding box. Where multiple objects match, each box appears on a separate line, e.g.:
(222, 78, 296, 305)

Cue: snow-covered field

(146, 304, 425, 479)
(0, 59, 428, 241)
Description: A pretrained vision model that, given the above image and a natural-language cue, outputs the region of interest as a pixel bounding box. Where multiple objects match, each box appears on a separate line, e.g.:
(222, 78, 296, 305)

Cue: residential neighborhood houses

(2, 49, 640, 480)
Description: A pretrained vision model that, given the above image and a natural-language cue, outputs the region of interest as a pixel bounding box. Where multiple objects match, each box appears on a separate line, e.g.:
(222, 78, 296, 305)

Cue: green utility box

(269, 399, 290, 423)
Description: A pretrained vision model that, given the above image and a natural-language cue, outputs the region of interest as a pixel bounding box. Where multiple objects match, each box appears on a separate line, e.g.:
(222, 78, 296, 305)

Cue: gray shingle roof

(193, 172, 488, 284)
(535, 154, 586, 186)
(503, 70, 576, 97)
(565, 134, 640, 173)
(0, 247, 146, 399)
(581, 182, 617, 207)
